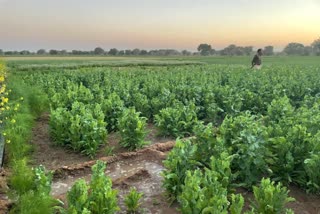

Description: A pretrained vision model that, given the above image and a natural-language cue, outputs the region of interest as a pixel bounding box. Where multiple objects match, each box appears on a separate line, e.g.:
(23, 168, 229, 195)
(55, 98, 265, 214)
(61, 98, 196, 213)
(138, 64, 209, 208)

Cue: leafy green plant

(192, 122, 226, 166)
(131, 92, 151, 119)
(155, 102, 198, 137)
(250, 178, 295, 214)
(88, 160, 119, 214)
(266, 96, 294, 124)
(9, 165, 59, 214)
(178, 169, 229, 214)
(10, 190, 58, 214)
(162, 139, 199, 200)
(101, 92, 124, 132)
(50, 82, 94, 110)
(8, 158, 35, 196)
(67, 179, 88, 213)
(303, 152, 320, 193)
(220, 113, 270, 187)
(229, 194, 244, 214)
(50, 102, 107, 158)
(124, 187, 143, 213)
(65, 161, 119, 214)
(117, 107, 148, 150)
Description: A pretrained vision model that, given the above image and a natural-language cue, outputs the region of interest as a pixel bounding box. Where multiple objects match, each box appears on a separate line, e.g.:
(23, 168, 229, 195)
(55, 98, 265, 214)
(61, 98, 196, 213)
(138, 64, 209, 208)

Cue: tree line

(1, 38, 319, 56)
(197, 37, 320, 56)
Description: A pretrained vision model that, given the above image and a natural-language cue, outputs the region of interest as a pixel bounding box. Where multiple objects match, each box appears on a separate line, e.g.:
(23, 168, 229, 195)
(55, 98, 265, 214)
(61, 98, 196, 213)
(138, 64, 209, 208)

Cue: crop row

(10, 64, 320, 213)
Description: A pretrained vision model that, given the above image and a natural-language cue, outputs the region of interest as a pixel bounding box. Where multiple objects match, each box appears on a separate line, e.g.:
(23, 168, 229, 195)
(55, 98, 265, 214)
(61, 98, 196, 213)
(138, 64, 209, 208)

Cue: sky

(0, 0, 320, 51)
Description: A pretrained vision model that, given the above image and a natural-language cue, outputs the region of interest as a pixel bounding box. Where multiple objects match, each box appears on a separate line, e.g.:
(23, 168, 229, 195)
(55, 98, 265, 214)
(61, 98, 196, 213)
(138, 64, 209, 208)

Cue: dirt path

(52, 142, 178, 213)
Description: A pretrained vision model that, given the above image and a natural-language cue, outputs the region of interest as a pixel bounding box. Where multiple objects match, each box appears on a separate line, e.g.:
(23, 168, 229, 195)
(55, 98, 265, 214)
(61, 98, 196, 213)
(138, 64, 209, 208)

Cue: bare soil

(51, 142, 178, 213)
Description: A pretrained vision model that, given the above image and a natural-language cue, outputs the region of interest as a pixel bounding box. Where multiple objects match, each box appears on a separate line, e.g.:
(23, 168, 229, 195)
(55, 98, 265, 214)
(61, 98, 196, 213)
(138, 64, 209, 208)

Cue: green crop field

(1, 57, 320, 213)
(4, 55, 320, 68)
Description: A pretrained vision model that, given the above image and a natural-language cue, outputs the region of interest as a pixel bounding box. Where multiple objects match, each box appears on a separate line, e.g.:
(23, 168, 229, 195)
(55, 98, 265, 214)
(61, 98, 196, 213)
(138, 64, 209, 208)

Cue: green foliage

(178, 151, 234, 213)
(192, 122, 226, 166)
(50, 82, 94, 109)
(87, 161, 119, 214)
(131, 92, 151, 119)
(266, 96, 294, 124)
(50, 102, 107, 158)
(101, 92, 124, 132)
(162, 139, 199, 200)
(178, 169, 229, 214)
(9, 62, 320, 200)
(6, 76, 48, 117)
(9, 165, 58, 214)
(208, 153, 233, 190)
(34, 165, 53, 195)
(251, 178, 295, 214)
(124, 187, 143, 213)
(10, 190, 58, 214)
(4, 112, 33, 160)
(303, 152, 320, 193)
(155, 102, 198, 137)
(229, 194, 244, 214)
(220, 113, 270, 187)
(67, 179, 88, 213)
(117, 107, 148, 150)
(65, 161, 119, 214)
(8, 158, 35, 196)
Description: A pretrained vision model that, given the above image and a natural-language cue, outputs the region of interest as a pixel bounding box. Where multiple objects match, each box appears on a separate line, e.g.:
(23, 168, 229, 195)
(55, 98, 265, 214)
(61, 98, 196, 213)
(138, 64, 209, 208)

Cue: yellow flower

(1, 97, 8, 103)
(6, 106, 10, 110)
(6, 140, 11, 144)
(3, 132, 6, 136)
(20, 97, 24, 101)
(11, 119, 16, 124)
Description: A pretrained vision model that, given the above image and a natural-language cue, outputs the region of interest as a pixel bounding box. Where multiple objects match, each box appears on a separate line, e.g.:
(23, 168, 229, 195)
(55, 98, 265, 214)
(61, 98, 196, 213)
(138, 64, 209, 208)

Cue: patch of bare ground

(51, 141, 178, 213)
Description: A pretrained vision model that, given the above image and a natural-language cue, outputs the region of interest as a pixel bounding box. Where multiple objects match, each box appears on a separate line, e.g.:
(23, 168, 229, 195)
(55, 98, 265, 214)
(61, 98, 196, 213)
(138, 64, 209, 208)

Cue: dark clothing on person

(251, 54, 261, 67)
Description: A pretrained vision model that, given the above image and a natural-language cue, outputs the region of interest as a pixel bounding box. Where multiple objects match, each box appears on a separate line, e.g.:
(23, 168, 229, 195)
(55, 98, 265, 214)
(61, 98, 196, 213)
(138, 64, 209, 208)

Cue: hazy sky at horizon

(0, 0, 319, 51)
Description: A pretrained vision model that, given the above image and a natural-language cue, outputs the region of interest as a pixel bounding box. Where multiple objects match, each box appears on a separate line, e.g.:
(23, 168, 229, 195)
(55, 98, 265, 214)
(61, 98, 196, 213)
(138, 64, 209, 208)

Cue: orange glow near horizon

(0, 0, 319, 51)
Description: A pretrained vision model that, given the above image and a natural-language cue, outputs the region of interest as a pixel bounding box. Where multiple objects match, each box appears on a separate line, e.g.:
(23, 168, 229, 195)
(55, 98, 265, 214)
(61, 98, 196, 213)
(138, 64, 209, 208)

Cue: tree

(72, 50, 84, 55)
(263, 46, 274, 56)
(59, 50, 68, 55)
(221, 44, 237, 56)
(303, 46, 313, 56)
(210, 49, 216, 55)
(118, 50, 125, 56)
(19, 50, 30, 55)
(283, 43, 305, 55)
(49, 49, 58, 55)
(0, 49, 3, 55)
(108, 48, 119, 56)
(125, 50, 132, 55)
(243, 46, 253, 55)
(4, 51, 13, 55)
(93, 47, 104, 55)
(311, 38, 320, 56)
(182, 50, 191, 56)
(37, 49, 46, 55)
(197, 44, 212, 56)
(140, 50, 148, 55)
(132, 48, 141, 55)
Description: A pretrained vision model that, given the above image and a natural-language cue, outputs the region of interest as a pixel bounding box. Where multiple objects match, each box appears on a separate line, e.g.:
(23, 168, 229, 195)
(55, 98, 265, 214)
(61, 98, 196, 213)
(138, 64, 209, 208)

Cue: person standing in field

(251, 49, 262, 69)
